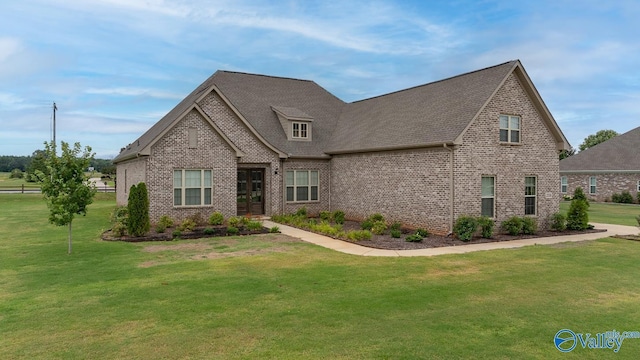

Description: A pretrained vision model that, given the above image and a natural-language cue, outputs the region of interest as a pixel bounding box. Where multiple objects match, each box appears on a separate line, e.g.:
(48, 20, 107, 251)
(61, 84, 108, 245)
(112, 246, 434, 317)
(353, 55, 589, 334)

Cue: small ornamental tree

(127, 182, 150, 237)
(567, 187, 589, 230)
(36, 141, 97, 254)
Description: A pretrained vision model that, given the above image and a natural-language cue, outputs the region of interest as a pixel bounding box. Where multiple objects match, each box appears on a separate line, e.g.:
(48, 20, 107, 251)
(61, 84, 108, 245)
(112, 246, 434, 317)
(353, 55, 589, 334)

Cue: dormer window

(272, 105, 313, 141)
(292, 122, 308, 139)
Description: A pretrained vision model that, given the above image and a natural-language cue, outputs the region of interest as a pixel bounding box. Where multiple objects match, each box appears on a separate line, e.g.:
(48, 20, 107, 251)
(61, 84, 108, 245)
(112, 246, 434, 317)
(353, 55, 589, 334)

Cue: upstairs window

(292, 122, 308, 139)
(500, 115, 521, 143)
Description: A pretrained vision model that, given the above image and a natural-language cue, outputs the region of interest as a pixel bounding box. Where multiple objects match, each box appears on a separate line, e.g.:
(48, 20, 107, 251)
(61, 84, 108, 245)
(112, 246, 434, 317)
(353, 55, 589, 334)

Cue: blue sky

(1, 0, 638, 158)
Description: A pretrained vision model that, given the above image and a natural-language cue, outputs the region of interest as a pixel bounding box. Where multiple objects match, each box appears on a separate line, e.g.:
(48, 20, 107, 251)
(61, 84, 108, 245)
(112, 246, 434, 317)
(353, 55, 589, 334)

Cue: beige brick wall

(115, 157, 147, 206)
(330, 148, 452, 233)
(562, 173, 640, 202)
(454, 73, 560, 229)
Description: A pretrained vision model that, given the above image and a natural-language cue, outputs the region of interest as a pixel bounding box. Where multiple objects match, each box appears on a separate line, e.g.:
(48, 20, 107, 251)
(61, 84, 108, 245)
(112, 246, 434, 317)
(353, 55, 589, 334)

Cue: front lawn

(560, 200, 640, 226)
(2, 194, 640, 358)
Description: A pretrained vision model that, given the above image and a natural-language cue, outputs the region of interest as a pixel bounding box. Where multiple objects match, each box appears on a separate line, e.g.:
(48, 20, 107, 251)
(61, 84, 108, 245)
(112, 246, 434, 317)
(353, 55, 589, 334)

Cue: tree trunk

(68, 221, 72, 254)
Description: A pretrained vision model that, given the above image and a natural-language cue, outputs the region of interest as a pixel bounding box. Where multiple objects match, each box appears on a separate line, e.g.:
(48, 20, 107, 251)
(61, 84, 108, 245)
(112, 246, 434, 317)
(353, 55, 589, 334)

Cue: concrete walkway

(262, 220, 639, 257)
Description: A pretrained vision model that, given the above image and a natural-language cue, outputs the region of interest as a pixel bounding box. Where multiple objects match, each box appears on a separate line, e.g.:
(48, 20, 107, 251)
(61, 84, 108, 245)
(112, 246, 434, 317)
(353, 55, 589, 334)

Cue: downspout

(443, 144, 454, 234)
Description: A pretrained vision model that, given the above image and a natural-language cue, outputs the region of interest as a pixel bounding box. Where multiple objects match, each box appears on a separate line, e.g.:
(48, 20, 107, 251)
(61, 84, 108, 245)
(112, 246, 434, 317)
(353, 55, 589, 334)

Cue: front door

(237, 169, 265, 215)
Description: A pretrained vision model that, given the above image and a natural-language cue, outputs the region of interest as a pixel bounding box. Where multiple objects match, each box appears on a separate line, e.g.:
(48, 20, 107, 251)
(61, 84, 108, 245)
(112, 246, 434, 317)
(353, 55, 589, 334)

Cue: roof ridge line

(350, 60, 518, 104)
(218, 70, 315, 83)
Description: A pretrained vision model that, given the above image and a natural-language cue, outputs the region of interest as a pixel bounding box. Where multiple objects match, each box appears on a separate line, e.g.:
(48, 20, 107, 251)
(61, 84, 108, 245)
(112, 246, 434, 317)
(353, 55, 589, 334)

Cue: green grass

(560, 200, 640, 226)
(2, 194, 640, 358)
(0, 172, 40, 189)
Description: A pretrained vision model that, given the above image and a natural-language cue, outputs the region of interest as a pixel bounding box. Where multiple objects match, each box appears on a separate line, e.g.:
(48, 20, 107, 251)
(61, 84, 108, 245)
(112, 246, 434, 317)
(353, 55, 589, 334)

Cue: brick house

(113, 60, 569, 233)
(560, 126, 640, 202)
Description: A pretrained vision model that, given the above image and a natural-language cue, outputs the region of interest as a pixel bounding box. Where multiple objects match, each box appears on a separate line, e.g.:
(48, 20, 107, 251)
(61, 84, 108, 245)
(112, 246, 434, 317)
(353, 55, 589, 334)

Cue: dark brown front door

(237, 169, 264, 215)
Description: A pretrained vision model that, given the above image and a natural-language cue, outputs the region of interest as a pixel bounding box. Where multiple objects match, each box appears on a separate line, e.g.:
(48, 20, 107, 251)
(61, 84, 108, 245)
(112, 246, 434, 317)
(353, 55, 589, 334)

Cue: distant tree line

(0, 150, 115, 181)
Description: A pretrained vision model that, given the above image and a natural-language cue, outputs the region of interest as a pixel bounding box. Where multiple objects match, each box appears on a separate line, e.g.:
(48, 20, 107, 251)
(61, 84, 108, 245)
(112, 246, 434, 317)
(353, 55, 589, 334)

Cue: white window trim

(481, 176, 495, 218)
(589, 176, 597, 195)
(560, 176, 568, 194)
(173, 169, 213, 207)
(525, 176, 537, 216)
(285, 170, 319, 203)
(637, 180, 640, 192)
(292, 122, 309, 139)
(499, 114, 521, 144)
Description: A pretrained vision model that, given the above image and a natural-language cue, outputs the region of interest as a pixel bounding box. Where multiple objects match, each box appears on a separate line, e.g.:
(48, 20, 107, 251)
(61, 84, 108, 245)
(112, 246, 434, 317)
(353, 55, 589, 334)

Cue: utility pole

(52, 102, 57, 155)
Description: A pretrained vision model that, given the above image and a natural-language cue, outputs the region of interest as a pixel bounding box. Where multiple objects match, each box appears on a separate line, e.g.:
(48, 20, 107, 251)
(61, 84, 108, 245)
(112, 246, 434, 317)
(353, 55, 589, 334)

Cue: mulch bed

(299, 220, 608, 251)
(611, 234, 640, 242)
(102, 226, 269, 242)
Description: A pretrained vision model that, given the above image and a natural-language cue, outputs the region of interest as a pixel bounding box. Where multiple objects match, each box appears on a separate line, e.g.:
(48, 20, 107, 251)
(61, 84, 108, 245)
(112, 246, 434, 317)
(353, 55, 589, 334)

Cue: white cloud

(0, 37, 22, 62)
(85, 87, 184, 100)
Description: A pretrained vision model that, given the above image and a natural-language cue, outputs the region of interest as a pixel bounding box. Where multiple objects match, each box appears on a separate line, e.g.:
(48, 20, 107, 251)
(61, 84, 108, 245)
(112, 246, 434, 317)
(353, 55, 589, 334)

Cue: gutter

(560, 170, 640, 174)
(443, 143, 455, 233)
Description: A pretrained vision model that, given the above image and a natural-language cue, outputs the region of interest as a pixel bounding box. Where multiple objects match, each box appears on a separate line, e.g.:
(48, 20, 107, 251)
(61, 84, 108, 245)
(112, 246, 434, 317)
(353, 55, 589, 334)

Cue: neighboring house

(113, 60, 569, 233)
(560, 126, 640, 202)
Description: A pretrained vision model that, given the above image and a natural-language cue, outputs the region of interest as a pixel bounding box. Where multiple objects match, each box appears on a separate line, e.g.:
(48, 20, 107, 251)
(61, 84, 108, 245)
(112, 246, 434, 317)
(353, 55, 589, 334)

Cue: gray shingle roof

(326, 61, 518, 153)
(560, 126, 640, 172)
(114, 60, 565, 163)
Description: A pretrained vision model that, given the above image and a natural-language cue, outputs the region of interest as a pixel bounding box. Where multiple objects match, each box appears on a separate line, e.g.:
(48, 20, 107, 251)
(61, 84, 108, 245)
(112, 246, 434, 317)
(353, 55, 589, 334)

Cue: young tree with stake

(36, 141, 97, 254)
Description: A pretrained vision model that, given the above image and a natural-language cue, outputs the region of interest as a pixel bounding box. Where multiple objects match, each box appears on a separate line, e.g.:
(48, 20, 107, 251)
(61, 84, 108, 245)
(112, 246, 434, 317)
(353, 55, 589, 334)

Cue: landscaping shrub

(567, 189, 589, 230)
(240, 216, 251, 227)
(187, 212, 205, 226)
(415, 228, 429, 238)
(228, 216, 241, 228)
(295, 206, 307, 217)
(246, 220, 264, 231)
(369, 213, 385, 222)
(619, 191, 634, 204)
(112, 221, 127, 237)
(521, 217, 537, 235)
(390, 222, 402, 232)
(390, 229, 402, 238)
(345, 230, 372, 241)
(361, 219, 374, 231)
(333, 210, 345, 225)
(611, 193, 622, 203)
(501, 216, 523, 236)
(319, 211, 332, 222)
(203, 227, 215, 235)
(155, 224, 166, 233)
(405, 234, 423, 242)
(127, 183, 150, 237)
(453, 216, 478, 242)
(172, 230, 181, 239)
(550, 212, 567, 231)
(477, 216, 494, 238)
(208, 211, 224, 225)
(310, 222, 342, 237)
(226, 226, 239, 235)
(111, 206, 128, 225)
(157, 215, 174, 229)
(637, 192, 640, 204)
(178, 218, 197, 232)
(371, 220, 387, 235)
(269, 226, 280, 233)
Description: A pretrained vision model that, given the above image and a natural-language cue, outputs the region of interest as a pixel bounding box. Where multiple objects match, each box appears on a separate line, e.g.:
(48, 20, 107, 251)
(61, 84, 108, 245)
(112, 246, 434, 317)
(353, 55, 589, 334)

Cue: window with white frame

(637, 180, 640, 192)
(525, 176, 536, 215)
(561, 176, 568, 193)
(589, 176, 597, 194)
(499, 115, 521, 143)
(286, 170, 318, 202)
(174, 169, 212, 206)
(481, 176, 495, 218)
(292, 122, 308, 139)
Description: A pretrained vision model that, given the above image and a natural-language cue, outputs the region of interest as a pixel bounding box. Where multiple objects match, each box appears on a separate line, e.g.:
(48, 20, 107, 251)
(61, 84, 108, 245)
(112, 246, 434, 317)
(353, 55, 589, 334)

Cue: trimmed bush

(127, 183, 150, 237)
(228, 216, 241, 228)
(567, 198, 589, 231)
(637, 192, 640, 204)
(502, 216, 523, 236)
(295, 206, 307, 217)
(405, 234, 423, 242)
(477, 216, 494, 238)
(390, 222, 402, 232)
(246, 220, 263, 231)
(361, 219, 374, 231)
(620, 191, 634, 204)
(112, 221, 127, 237)
(369, 213, 385, 222)
(226, 226, 239, 235)
(172, 230, 181, 239)
(203, 227, 215, 235)
(178, 218, 197, 232)
(453, 216, 478, 242)
(333, 210, 345, 225)
(208, 212, 224, 225)
(371, 220, 387, 235)
(155, 224, 166, 233)
(390, 229, 402, 238)
(415, 228, 429, 238)
(345, 230, 372, 241)
(572, 187, 589, 205)
(550, 212, 567, 231)
(319, 211, 332, 222)
(111, 206, 128, 226)
(157, 215, 174, 229)
(521, 217, 537, 235)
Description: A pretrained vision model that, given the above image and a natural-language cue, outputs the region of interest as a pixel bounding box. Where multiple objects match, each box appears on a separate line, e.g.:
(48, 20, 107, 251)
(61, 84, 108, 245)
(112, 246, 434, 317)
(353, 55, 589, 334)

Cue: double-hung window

(286, 170, 318, 202)
(499, 115, 521, 143)
(560, 176, 568, 193)
(174, 169, 212, 206)
(524, 176, 537, 215)
(292, 122, 308, 139)
(637, 180, 640, 192)
(481, 176, 495, 218)
(589, 176, 597, 194)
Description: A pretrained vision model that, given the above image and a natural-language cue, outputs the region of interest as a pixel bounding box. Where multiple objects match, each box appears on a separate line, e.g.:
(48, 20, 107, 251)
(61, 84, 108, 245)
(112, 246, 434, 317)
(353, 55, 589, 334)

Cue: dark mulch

(102, 225, 270, 242)
(612, 234, 640, 242)
(302, 220, 607, 251)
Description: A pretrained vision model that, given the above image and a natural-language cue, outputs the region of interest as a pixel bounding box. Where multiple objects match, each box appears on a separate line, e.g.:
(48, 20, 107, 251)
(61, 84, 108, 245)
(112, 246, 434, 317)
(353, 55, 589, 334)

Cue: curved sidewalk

(263, 220, 639, 257)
